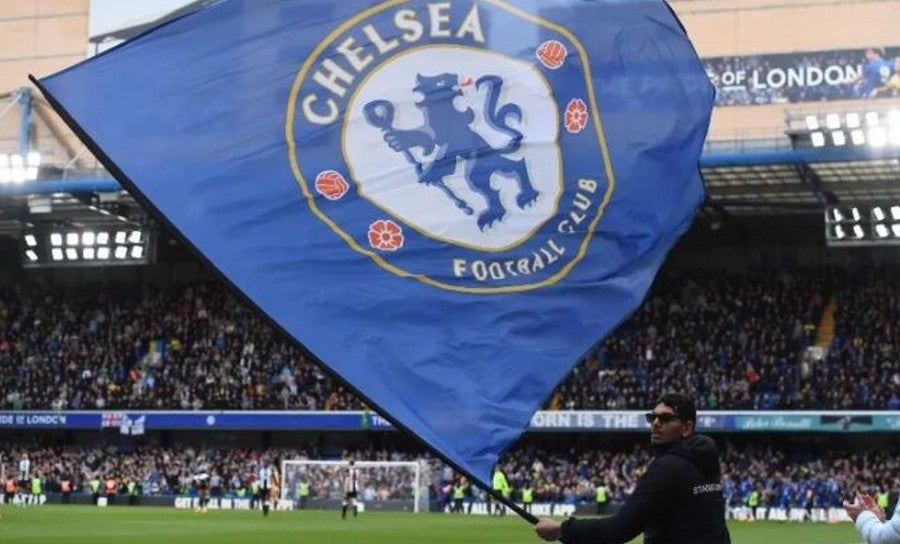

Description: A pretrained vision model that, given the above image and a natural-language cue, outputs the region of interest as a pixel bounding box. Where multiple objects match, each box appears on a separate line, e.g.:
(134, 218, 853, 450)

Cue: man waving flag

(33, 0, 713, 519)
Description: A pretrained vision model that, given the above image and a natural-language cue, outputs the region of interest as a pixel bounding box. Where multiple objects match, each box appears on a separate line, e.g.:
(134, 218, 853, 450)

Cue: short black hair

(656, 393, 696, 423)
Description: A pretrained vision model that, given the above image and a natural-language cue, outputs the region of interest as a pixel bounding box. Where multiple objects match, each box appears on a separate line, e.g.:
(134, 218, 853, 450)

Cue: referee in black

(535, 393, 731, 544)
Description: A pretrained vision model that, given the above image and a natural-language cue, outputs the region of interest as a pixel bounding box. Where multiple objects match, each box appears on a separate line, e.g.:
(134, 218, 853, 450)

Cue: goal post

(280, 459, 428, 513)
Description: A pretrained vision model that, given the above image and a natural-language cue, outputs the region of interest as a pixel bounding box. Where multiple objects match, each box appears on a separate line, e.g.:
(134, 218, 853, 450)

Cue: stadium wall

(0, 0, 90, 166)
(671, 0, 900, 140)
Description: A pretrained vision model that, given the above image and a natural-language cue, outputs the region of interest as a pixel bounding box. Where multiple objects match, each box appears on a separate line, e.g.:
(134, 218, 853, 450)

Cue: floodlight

(888, 110, 900, 127)
(831, 131, 846, 146)
(869, 128, 888, 147)
(24, 234, 37, 247)
(805, 115, 819, 130)
(826, 113, 841, 129)
(26, 151, 41, 167)
(51, 248, 63, 261)
(810, 132, 826, 147)
(11, 165, 25, 183)
(66, 233, 79, 246)
(889, 127, 900, 146)
(50, 233, 62, 246)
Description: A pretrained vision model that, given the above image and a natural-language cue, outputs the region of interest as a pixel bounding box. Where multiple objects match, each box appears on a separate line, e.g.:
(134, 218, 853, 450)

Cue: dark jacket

(560, 435, 731, 544)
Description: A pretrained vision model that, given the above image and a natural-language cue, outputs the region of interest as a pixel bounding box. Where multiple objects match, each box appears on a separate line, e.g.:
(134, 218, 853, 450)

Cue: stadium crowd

(0, 269, 897, 412)
(1, 440, 897, 509)
(802, 272, 900, 410)
(551, 270, 900, 411)
(497, 440, 899, 509)
(0, 282, 364, 412)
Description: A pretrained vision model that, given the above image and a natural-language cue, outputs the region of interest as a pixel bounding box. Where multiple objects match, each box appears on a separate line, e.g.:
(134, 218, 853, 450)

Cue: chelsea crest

(287, 0, 615, 293)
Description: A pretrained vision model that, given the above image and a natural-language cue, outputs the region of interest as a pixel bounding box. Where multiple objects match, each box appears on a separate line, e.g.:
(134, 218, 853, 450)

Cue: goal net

(280, 460, 428, 513)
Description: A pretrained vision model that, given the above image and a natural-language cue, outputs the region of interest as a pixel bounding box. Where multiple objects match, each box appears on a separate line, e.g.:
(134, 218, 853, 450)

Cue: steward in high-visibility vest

(595, 484, 608, 516)
(748, 489, 760, 520)
(451, 480, 467, 514)
(522, 484, 534, 514)
(127, 480, 139, 506)
(297, 481, 310, 509)
(491, 469, 510, 516)
(30, 476, 42, 496)
(90, 477, 101, 505)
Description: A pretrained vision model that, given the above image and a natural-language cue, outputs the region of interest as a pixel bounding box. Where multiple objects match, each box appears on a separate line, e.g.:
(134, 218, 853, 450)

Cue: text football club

(288, 0, 615, 292)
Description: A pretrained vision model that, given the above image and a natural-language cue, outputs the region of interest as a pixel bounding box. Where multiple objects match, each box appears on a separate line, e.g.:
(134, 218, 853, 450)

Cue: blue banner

(0, 412, 94, 429)
(37, 0, 712, 487)
(2, 411, 897, 432)
(0, 411, 388, 431)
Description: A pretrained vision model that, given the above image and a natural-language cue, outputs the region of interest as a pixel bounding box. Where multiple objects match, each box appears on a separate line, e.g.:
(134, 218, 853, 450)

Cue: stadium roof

(702, 149, 900, 215)
(1, 146, 900, 238)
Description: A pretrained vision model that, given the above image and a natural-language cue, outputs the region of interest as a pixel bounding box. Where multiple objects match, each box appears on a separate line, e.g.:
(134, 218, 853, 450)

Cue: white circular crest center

(343, 46, 562, 251)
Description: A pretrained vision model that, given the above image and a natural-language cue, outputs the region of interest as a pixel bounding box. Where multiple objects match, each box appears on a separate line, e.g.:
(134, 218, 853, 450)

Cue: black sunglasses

(645, 412, 680, 424)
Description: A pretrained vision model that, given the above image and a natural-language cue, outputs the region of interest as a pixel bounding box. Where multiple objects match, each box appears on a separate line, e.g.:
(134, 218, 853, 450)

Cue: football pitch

(0, 506, 863, 544)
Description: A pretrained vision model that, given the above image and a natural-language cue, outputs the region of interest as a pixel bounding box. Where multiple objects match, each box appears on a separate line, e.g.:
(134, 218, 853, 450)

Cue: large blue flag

(37, 0, 712, 488)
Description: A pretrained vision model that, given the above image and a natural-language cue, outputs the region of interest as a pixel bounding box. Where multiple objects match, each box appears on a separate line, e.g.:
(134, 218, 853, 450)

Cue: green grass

(0, 505, 863, 544)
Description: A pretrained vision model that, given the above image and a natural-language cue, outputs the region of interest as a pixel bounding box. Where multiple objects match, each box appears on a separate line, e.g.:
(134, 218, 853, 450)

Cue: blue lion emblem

(364, 73, 539, 231)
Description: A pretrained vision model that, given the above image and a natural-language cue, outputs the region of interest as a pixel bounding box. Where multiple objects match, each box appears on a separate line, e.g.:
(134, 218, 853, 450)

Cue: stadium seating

(1, 270, 897, 411)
